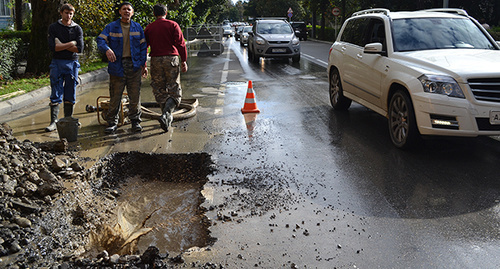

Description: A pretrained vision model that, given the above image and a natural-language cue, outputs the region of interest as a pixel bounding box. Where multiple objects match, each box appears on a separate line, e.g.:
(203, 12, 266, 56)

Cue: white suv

(328, 8, 500, 148)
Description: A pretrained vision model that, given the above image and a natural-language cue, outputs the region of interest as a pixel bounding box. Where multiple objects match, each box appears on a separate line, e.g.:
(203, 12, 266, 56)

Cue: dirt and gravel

(0, 103, 305, 269)
(0, 122, 224, 268)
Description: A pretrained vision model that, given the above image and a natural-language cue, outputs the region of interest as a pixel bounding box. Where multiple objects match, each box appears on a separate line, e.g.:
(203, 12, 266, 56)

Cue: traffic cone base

(241, 81, 260, 114)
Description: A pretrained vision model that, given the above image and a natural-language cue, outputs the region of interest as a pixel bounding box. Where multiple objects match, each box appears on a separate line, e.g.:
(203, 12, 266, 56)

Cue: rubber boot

(64, 103, 74, 118)
(158, 98, 177, 132)
(45, 103, 60, 132)
(131, 120, 143, 132)
(105, 123, 118, 134)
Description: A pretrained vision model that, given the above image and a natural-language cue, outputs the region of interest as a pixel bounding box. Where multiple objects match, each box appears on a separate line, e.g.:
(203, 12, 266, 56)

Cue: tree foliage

(244, 0, 305, 20)
(72, 0, 204, 33)
(72, 0, 115, 36)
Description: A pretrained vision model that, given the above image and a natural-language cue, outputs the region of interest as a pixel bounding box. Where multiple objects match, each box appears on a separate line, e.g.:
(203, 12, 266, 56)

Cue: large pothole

(87, 151, 215, 257)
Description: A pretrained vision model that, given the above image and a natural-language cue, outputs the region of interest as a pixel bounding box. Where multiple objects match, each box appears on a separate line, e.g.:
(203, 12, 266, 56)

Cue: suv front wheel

(248, 47, 259, 63)
(329, 69, 351, 110)
(388, 90, 420, 149)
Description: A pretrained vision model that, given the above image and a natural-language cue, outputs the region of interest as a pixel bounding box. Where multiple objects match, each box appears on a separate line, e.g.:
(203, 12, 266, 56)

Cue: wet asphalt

(3, 38, 500, 268)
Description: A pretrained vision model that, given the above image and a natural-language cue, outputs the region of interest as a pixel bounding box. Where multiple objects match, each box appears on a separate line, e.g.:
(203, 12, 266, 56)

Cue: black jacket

(48, 19, 84, 60)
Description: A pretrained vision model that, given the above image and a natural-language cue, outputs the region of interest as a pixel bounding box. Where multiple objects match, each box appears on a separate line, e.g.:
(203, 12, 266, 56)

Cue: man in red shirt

(145, 4, 188, 132)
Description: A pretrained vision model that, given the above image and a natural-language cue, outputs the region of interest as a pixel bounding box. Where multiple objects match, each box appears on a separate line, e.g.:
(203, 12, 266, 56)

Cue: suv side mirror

(364, 42, 386, 55)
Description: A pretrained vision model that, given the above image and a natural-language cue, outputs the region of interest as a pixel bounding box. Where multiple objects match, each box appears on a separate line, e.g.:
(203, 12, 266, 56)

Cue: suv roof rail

(255, 17, 288, 21)
(422, 8, 468, 16)
(352, 8, 390, 17)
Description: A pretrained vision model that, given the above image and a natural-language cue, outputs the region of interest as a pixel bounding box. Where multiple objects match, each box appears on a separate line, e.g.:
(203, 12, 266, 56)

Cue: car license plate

(272, 48, 286, 53)
(490, 111, 500, 125)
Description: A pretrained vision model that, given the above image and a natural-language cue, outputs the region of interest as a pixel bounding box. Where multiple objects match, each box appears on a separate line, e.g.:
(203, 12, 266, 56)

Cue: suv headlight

(418, 75, 465, 98)
(256, 37, 265, 45)
(292, 37, 299, 45)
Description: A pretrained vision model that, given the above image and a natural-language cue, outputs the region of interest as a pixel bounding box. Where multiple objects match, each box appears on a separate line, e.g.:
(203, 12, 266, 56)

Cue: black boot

(64, 102, 74, 118)
(105, 124, 117, 134)
(158, 98, 177, 132)
(131, 120, 143, 132)
(45, 103, 60, 132)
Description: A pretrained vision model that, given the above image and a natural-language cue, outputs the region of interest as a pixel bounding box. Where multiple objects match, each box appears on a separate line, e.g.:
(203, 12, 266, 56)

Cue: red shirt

(145, 18, 187, 62)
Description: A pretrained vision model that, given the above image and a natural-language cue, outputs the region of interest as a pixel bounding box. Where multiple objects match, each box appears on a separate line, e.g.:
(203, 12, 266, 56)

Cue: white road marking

(301, 53, 328, 68)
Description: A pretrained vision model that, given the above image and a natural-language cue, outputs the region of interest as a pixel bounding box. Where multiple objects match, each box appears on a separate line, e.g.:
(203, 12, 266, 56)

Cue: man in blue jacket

(97, 2, 148, 134)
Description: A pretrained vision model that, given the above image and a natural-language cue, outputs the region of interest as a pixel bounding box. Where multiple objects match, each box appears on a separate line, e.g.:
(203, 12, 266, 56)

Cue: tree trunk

(26, 0, 60, 75)
(311, 8, 316, 39)
(341, 0, 346, 24)
(320, 11, 325, 40)
(15, 0, 23, 30)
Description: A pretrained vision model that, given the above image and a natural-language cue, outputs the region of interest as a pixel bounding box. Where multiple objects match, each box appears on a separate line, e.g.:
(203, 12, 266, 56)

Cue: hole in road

(88, 152, 214, 256)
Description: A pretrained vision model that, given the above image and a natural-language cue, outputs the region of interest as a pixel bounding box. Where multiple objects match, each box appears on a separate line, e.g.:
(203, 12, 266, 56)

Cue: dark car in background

(235, 26, 244, 40)
(290, 22, 308, 41)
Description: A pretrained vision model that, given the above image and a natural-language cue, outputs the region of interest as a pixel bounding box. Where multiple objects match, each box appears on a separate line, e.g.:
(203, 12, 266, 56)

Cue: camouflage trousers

(107, 58, 142, 125)
(150, 55, 182, 106)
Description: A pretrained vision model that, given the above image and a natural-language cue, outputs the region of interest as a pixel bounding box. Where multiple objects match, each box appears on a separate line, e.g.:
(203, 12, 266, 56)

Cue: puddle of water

(120, 175, 208, 254)
(89, 152, 214, 256)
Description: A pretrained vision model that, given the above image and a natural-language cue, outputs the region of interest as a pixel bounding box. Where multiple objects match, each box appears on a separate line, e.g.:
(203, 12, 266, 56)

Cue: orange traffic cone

(243, 112, 258, 138)
(241, 81, 260, 114)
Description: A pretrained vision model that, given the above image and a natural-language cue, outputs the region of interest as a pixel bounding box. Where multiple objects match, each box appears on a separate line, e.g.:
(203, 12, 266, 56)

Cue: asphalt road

(4, 38, 500, 268)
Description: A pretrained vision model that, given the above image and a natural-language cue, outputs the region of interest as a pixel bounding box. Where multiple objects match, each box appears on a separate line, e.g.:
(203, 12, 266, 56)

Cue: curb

(308, 38, 334, 45)
(0, 68, 108, 117)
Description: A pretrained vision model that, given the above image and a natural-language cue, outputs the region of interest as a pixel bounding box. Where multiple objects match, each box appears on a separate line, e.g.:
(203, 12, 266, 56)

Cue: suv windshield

(392, 18, 496, 52)
(256, 22, 293, 35)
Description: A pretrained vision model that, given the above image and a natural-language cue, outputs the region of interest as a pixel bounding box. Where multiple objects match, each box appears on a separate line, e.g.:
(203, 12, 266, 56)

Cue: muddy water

(88, 151, 214, 256)
(3, 73, 215, 167)
(118, 175, 209, 254)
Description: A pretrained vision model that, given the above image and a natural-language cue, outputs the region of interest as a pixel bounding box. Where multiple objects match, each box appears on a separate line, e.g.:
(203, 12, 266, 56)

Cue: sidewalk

(0, 68, 108, 117)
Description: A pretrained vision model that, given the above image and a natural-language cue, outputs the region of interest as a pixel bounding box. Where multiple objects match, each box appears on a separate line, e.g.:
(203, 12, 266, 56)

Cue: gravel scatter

(0, 123, 219, 268)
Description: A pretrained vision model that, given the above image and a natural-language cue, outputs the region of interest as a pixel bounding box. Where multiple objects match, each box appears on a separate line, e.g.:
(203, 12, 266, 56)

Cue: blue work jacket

(97, 19, 147, 77)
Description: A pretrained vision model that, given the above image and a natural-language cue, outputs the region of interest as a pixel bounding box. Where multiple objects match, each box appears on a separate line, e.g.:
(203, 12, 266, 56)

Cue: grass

(0, 60, 107, 100)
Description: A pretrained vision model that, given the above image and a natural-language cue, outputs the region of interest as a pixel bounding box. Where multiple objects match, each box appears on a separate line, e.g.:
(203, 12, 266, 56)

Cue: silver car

(247, 19, 300, 63)
(222, 25, 234, 37)
(239, 26, 253, 46)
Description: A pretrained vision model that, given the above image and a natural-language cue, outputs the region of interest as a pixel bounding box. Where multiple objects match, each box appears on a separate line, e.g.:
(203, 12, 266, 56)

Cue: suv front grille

(268, 41, 290, 44)
(468, 78, 500, 103)
(476, 118, 500, 131)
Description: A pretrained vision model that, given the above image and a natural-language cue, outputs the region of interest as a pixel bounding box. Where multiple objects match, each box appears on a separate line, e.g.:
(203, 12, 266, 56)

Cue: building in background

(0, 0, 12, 30)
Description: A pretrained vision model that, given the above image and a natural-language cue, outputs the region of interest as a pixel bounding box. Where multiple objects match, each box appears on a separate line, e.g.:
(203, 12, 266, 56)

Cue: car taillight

(329, 47, 333, 56)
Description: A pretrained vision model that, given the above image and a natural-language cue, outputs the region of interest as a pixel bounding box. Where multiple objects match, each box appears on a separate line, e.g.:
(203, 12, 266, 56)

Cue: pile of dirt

(0, 123, 220, 268)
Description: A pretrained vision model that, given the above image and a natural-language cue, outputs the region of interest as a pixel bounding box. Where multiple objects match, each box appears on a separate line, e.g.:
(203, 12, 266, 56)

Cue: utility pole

(443, 0, 449, 8)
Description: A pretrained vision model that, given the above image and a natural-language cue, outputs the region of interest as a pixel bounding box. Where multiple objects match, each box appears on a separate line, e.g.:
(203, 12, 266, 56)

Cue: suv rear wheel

(388, 90, 420, 149)
(329, 69, 351, 110)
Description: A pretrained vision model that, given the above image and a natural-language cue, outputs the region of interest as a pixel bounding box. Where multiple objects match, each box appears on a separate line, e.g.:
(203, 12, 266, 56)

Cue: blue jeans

(107, 58, 142, 125)
(49, 59, 80, 104)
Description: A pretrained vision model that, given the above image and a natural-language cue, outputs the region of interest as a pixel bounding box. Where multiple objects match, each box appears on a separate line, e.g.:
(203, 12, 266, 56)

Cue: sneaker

(104, 124, 117, 134)
(131, 121, 143, 132)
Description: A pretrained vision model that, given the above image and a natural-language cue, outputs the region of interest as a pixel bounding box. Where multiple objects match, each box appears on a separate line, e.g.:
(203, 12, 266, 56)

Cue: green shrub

(0, 30, 31, 41)
(0, 38, 23, 81)
(307, 25, 338, 42)
(488, 29, 500, 41)
(81, 36, 101, 66)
